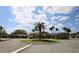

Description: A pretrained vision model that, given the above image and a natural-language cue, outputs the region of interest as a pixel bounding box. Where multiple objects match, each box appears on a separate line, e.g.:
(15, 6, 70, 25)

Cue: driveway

(20, 40, 79, 53)
(0, 39, 27, 53)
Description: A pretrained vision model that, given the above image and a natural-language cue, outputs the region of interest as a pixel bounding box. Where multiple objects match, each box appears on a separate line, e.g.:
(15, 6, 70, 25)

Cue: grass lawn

(20, 39, 59, 45)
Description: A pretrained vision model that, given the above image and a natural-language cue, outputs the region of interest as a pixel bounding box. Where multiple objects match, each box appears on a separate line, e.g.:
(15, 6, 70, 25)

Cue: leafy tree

(0, 25, 8, 40)
(11, 29, 27, 38)
(11, 29, 27, 34)
(2, 30, 7, 35)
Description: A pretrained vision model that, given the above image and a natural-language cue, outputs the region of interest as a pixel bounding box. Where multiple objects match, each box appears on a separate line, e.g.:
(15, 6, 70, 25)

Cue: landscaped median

(20, 39, 59, 45)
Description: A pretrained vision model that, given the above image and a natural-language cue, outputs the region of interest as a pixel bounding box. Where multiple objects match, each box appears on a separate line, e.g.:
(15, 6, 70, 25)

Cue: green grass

(20, 39, 59, 45)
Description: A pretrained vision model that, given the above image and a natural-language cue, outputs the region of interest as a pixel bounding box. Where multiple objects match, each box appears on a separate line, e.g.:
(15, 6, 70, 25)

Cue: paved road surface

(0, 39, 27, 53)
(20, 40, 79, 53)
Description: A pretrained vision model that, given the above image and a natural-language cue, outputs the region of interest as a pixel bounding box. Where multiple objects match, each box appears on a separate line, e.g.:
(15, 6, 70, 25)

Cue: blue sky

(0, 6, 79, 33)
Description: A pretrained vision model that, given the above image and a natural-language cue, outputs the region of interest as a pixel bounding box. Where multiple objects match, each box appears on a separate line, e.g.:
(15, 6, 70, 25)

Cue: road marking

(11, 44, 32, 53)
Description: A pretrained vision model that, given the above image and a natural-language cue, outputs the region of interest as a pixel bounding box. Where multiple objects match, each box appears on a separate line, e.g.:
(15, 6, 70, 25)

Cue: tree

(2, 30, 7, 35)
(0, 25, 4, 41)
(33, 22, 45, 40)
(2, 29, 8, 38)
(49, 26, 55, 34)
(66, 28, 71, 38)
(63, 27, 67, 33)
(49, 26, 55, 38)
(0, 25, 3, 31)
(32, 28, 38, 38)
(11, 29, 27, 34)
(32, 29, 35, 32)
(11, 29, 27, 38)
(55, 28, 59, 32)
(63, 27, 71, 39)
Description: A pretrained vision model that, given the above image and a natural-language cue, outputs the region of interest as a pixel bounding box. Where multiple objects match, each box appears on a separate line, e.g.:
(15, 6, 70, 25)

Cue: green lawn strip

(20, 39, 59, 45)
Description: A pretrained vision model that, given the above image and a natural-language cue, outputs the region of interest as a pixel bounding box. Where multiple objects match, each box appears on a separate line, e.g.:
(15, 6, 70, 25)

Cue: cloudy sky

(0, 6, 79, 33)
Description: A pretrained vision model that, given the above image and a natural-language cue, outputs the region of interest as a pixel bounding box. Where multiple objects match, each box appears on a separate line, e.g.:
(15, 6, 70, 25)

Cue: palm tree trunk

(39, 32, 41, 40)
(39, 28, 42, 40)
(42, 29, 44, 40)
(51, 30, 52, 38)
(68, 32, 70, 39)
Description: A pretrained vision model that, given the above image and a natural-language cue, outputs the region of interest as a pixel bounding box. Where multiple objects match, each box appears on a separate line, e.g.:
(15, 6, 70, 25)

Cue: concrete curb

(11, 44, 32, 53)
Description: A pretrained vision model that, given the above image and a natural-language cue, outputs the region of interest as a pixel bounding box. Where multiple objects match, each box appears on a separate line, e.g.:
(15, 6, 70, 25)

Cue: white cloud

(58, 16, 69, 21)
(51, 16, 61, 20)
(11, 6, 36, 30)
(51, 16, 69, 21)
(56, 23, 64, 28)
(74, 15, 79, 24)
(34, 13, 47, 22)
(76, 15, 79, 18)
(10, 6, 74, 33)
(43, 6, 74, 14)
(75, 15, 79, 21)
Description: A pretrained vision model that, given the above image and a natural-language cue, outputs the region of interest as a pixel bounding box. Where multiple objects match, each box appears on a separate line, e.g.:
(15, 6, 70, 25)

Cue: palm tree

(33, 22, 45, 40)
(0, 25, 4, 41)
(63, 27, 67, 33)
(49, 26, 55, 34)
(54, 28, 59, 38)
(66, 28, 71, 38)
(0, 25, 3, 31)
(32, 28, 36, 32)
(49, 26, 55, 38)
(55, 28, 59, 32)
(32, 28, 38, 38)
(63, 27, 71, 39)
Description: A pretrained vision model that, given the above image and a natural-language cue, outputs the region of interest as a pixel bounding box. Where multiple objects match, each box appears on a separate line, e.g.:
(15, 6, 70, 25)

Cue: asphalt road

(20, 40, 79, 53)
(0, 39, 27, 53)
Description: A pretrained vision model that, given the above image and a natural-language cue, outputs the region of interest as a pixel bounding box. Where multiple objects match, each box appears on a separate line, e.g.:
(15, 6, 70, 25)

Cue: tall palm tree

(66, 28, 71, 38)
(63, 27, 71, 39)
(33, 22, 45, 40)
(49, 26, 55, 38)
(49, 26, 55, 34)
